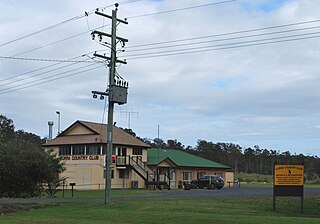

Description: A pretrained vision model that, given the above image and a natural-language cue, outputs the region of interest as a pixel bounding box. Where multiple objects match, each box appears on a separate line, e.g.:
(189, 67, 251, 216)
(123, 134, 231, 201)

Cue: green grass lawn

(1, 196, 319, 224)
(53, 189, 152, 198)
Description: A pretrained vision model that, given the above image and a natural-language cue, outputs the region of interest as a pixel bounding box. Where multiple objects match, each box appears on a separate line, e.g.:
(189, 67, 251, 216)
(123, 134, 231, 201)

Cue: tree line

(0, 115, 64, 197)
(122, 128, 320, 179)
(146, 138, 319, 179)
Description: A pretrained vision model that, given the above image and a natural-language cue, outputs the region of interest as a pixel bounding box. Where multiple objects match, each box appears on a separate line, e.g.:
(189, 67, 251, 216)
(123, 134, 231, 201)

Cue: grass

(0, 196, 319, 224)
(236, 172, 273, 183)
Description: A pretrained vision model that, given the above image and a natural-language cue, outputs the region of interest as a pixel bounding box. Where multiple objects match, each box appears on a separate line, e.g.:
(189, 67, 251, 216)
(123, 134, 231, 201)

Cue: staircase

(116, 155, 170, 189)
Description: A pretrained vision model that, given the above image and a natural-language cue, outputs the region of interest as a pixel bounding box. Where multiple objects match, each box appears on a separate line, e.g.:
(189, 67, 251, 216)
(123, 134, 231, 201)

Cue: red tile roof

(43, 120, 150, 148)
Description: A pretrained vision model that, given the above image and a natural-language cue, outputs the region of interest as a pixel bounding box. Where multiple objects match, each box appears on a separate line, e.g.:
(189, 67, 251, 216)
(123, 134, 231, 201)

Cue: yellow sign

(274, 165, 304, 186)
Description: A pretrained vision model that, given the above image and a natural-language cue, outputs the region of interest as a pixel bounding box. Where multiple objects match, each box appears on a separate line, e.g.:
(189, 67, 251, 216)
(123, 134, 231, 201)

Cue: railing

(115, 155, 170, 189)
(128, 156, 148, 180)
(116, 156, 128, 166)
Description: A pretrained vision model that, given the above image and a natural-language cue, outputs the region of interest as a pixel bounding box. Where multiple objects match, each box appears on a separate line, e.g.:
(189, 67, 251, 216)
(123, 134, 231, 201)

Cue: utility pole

(91, 4, 128, 205)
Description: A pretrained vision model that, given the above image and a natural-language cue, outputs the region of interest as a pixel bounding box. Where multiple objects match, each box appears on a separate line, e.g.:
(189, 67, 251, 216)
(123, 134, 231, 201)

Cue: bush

(0, 141, 64, 198)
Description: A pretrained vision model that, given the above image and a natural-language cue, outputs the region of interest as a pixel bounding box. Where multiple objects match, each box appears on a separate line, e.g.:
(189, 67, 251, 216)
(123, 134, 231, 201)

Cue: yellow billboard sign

(274, 165, 304, 186)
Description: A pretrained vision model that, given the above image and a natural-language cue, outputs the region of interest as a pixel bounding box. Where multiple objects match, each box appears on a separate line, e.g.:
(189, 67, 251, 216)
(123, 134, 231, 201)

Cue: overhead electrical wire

(3, 20, 320, 93)
(0, 0, 236, 62)
(126, 19, 320, 49)
(0, 59, 89, 88)
(3, 0, 320, 94)
(0, 55, 102, 63)
(0, 54, 96, 83)
(0, 64, 104, 95)
(127, 0, 237, 19)
(125, 25, 320, 53)
(0, 0, 240, 95)
(0, 0, 142, 48)
(5, 20, 320, 65)
(123, 34, 320, 60)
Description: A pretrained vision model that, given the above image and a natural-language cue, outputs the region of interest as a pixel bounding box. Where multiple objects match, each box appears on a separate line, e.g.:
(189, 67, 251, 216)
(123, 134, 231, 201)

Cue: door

(170, 169, 176, 189)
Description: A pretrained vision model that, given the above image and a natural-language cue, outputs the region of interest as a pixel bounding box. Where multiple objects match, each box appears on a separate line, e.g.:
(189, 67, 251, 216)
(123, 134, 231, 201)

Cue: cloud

(1, 0, 320, 156)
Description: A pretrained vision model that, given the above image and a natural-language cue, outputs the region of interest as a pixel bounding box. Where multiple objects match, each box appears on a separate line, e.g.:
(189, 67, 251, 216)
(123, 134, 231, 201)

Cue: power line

(0, 64, 104, 95)
(0, 55, 79, 83)
(0, 14, 86, 48)
(4, 21, 320, 82)
(0, 63, 97, 92)
(0, 0, 140, 48)
(125, 31, 320, 58)
(0, 24, 110, 63)
(0, 0, 236, 61)
(126, 25, 320, 53)
(124, 34, 320, 60)
(127, 19, 320, 49)
(4, 21, 320, 87)
(0, 55, 102, 63)
(127, 0, 237, 19)
(0, 59, 90, 88)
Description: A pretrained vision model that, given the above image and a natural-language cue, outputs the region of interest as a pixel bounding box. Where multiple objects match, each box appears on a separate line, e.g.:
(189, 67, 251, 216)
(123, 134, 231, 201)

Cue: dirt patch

(0, 204, 55, 215)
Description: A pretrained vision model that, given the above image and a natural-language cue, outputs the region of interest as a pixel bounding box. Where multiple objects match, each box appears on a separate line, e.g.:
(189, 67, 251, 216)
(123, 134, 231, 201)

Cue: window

(119, 169, 129, 179)
(102, 146, 116, 155)
(73, 145, 85, 155)
(133, 148, 143, 155)
(197, 172, 206, 179)
(182, 172, 192, 181)
(86, 145, 101, 155)
(117, 147, 127, 156)
(59, 146, 71, 155)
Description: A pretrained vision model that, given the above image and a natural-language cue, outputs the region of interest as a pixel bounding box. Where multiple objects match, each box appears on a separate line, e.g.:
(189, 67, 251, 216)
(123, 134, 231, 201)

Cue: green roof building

(147, 148, 233, 189)
(147, 148, 229, 169)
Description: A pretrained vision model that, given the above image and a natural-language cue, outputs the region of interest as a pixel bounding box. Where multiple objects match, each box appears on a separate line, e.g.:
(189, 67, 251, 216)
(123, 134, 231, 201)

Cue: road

(1, 187, 319, 204)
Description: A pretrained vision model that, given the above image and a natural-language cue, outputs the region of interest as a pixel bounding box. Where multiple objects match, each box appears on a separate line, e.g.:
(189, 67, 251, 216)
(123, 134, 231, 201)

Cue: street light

(56, 111, 61, 135)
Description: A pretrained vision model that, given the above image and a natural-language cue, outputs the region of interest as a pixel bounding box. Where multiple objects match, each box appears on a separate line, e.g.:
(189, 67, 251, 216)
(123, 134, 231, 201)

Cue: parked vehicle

(191, 175, 224, 189)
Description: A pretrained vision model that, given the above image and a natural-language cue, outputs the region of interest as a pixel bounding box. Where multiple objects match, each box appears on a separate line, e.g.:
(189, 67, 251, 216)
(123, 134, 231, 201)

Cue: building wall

(46, 144, 231, 190)
(46, 145, 147, 190)
(148, 165, 230, 189)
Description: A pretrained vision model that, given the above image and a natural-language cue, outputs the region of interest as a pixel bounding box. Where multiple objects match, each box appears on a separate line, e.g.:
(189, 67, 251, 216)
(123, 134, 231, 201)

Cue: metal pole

(56, 111, 61, 135)
(105, 8, 117, 205)
(157, 125, 160, 189)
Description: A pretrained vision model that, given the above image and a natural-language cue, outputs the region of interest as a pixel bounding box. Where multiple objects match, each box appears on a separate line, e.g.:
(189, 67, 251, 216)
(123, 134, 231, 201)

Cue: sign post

(273, 164, 304, 213)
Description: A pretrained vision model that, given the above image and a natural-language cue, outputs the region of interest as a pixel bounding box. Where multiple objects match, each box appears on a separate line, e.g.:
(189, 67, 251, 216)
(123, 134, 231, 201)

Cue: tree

(166, 139, 185, 150)
(0, 115, 65, 198)
(0, 115, 15, 143)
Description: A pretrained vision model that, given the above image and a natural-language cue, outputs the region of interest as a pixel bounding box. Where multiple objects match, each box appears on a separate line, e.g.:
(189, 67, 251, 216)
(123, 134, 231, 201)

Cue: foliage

(141, 138, 320, 178)
(0, 115, 15, 143)
(45, 176, 67, 197)
(0, 114, 64, 198)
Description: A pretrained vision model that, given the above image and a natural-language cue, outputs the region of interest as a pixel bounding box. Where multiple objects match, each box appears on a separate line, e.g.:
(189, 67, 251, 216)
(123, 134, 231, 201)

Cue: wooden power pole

(91, 3, 128, 205)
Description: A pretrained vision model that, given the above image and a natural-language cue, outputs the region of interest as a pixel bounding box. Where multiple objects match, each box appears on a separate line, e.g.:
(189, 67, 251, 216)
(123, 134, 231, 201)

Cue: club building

(43, 120, 233, 190)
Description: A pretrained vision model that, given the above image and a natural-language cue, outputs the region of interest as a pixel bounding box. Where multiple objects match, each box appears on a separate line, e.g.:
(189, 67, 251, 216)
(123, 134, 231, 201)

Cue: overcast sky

(1, 0, 320, 156)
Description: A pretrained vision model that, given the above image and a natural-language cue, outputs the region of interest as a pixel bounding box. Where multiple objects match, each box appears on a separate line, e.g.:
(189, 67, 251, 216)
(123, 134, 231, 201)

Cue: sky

(1, 0, 320, 157)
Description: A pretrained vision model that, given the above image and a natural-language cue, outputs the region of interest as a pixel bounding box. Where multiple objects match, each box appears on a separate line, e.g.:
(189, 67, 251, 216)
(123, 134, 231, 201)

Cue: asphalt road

(1, 187, 319, 204)
(115, 186, 320, 199)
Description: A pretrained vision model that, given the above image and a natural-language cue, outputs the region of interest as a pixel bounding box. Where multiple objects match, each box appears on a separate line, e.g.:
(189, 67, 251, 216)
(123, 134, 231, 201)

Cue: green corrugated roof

(147, 148, 230, 169)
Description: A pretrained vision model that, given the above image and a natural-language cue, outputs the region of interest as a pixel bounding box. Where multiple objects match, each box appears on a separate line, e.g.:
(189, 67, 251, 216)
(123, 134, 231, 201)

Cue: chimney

(48, 121, 54, 140)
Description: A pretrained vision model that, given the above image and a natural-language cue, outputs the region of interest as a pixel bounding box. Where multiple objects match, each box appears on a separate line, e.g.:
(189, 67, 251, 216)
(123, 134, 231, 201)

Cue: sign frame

(273, 163, 304, 213)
